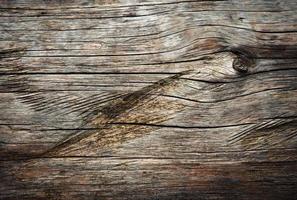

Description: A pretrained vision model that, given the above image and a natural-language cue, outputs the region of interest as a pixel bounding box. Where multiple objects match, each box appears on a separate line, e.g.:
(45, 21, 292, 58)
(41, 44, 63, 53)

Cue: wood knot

(231, 50, 256, 74)
(232, 57, 249, 73)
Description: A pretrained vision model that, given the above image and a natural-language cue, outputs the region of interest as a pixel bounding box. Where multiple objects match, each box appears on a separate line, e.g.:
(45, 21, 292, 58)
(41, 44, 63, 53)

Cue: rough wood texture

(1, 0, 297, 199)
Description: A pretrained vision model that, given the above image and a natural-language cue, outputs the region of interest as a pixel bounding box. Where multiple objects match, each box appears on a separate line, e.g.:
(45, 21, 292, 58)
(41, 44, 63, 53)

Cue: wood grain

(0, 0, 297, 199)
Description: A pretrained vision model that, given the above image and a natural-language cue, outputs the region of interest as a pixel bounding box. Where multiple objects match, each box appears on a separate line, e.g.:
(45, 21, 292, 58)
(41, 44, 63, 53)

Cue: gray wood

(0, 0, 297, 199)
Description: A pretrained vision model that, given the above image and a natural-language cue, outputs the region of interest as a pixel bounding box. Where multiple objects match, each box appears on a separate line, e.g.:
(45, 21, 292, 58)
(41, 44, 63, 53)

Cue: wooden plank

(0, 0, 297, 199)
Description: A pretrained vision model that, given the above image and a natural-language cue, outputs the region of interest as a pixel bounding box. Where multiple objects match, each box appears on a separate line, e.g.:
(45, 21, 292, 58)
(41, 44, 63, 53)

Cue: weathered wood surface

(1, 0, 297, 199)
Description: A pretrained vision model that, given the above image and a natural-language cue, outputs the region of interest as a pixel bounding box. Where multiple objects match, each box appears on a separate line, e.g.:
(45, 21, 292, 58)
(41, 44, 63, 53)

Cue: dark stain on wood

(43, 71, 190, 156)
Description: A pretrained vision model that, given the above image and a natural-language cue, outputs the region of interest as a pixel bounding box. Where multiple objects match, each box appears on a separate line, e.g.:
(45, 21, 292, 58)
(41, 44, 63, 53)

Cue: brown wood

(0, 0, 297, 199)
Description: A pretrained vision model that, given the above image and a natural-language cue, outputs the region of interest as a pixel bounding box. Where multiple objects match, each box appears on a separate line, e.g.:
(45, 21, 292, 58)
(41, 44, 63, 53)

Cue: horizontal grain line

(143, 57, 297, 66)
(4, 127, 107, 131)
(0, 9, 294, 19)
(0, 1, 222, 11)
(197, 24, 297, 34)
(0, 72, 178, 75)
(2, 145, 296, 156)
(0, 10, 172, 23)
(0, 35, 219, 58)
(108, 122, 254, 129)
(182, 68, 297, 83)
(4, 50, 296, 60)
(162, 87, 297, 103)
(0, 1, 293, 13)
(0, 141, 55, 144)
(184, 9, 295, 13)
(1, 151, 297, 161)
(2, 23, 297, 34)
